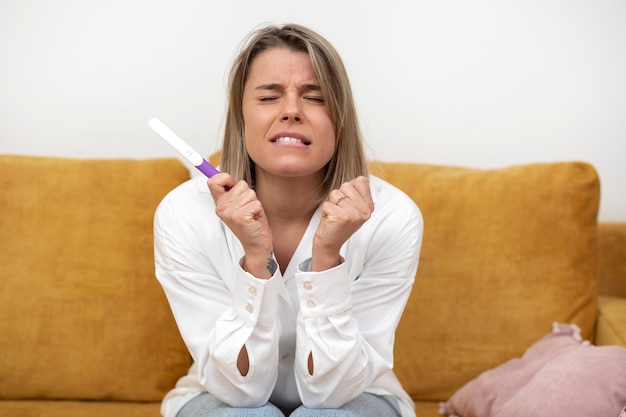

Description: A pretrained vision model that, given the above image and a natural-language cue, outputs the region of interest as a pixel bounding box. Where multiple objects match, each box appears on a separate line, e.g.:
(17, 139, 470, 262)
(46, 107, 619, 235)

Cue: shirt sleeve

(153, 196, 280, 407)
(293, 193, 423, 408)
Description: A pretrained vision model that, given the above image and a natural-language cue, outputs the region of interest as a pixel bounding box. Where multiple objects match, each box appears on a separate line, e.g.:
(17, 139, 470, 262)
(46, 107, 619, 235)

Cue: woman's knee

(177, 393, 285, 417)
(289, 393, 399, 417)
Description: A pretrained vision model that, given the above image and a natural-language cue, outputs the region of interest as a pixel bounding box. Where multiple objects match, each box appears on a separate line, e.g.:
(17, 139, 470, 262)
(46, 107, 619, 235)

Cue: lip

(270, 132, 311, 146)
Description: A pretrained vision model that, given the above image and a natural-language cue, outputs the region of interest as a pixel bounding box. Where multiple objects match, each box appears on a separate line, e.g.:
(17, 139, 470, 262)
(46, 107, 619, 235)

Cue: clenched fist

(312, 176, 374, 272)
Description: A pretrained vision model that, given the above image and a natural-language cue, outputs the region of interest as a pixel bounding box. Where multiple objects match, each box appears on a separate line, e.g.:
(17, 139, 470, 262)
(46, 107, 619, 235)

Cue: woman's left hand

(311, 176, 374, 272)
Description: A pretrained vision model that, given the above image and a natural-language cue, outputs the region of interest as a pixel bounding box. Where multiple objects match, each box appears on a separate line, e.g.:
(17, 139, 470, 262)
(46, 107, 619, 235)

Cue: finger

(336, 181, 363, 206)
(351, 176, 374, 210)
(329, 189, 347, 205)
(333, 179, 373, 218)
(231, 187, 262, 213)
(212, 181, 257, 222)
(207, 173, 236, 201)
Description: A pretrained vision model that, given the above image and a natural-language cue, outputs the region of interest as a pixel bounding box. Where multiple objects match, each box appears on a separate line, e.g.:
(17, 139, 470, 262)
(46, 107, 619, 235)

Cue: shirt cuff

(234, 257, 278, 325)
(295, 258, 352, 318)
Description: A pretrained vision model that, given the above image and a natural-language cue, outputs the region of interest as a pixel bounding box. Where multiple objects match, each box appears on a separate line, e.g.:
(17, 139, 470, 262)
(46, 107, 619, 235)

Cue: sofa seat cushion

(414, 400, 444, 417)
(369, 161, 600, 401)
(0, 156, 191, 401)
(0, 400, 161, 417)
(597, 296, 626, 346)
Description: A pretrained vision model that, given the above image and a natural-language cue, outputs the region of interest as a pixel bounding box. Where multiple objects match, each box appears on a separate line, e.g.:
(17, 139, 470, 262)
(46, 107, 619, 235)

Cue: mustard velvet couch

(1, 155, 625, 417)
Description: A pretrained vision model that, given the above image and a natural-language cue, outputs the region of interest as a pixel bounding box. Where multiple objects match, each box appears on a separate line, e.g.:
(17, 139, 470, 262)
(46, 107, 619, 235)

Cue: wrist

(243, 252, 277, 279)
(310, 248, 342, 272)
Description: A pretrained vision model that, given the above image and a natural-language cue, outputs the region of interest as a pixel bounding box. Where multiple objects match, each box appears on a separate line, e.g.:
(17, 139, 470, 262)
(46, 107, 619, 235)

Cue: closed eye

(305, 96, 325, 104)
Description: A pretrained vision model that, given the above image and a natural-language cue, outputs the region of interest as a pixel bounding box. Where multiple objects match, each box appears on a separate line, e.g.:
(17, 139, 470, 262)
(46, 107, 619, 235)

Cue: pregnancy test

(148, 118, 219, 178)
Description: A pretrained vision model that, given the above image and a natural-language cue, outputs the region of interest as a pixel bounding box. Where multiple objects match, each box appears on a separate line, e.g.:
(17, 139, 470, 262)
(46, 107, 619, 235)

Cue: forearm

(204, 311, 280, 407)
(204, 264, 281, 406)
(154, 186, 282, 407)
(293, 261, 391, 408)
(162, 264, 281, 407)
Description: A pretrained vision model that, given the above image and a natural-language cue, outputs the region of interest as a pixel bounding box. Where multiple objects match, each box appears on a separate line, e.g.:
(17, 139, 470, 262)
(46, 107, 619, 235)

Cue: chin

(262, 164, 326, 180)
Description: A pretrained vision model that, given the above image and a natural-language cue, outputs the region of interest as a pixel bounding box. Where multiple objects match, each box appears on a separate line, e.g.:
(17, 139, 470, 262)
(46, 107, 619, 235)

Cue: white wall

(1, 0, 624, 221)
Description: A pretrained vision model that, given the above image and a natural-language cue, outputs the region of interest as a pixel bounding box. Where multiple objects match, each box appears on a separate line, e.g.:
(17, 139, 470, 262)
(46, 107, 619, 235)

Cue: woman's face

(242, 47, 336, 183)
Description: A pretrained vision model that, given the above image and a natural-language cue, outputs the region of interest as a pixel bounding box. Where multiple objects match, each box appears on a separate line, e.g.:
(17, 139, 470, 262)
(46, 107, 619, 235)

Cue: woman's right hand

(208, 173, 274, 279)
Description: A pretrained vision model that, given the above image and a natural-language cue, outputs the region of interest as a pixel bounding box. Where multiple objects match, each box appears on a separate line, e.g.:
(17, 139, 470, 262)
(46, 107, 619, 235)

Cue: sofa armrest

(595, 295, 626, 347)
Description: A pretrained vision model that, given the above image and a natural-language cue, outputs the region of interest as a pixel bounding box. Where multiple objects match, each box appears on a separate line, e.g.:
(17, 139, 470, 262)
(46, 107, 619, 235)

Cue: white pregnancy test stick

(148, 118, 219, 178)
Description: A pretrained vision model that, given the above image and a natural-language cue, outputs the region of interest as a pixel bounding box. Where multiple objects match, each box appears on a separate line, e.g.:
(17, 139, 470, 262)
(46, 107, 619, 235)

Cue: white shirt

(154, 174, 423, 417)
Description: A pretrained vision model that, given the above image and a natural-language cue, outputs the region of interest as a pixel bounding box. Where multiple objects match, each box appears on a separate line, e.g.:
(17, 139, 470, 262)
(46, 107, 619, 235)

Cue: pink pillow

(439, 323, 626, 417)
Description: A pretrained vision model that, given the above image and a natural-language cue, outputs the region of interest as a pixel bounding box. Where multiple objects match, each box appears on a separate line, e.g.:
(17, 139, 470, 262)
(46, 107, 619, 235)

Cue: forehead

(246, 47, 318, 84)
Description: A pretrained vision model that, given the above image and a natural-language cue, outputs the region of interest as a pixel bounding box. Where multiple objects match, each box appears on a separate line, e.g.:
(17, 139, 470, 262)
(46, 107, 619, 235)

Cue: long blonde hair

(220, 23, 367, 202)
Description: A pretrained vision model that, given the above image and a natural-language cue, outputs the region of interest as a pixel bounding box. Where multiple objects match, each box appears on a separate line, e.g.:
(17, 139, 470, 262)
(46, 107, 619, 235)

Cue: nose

(281, 95, 302, 122)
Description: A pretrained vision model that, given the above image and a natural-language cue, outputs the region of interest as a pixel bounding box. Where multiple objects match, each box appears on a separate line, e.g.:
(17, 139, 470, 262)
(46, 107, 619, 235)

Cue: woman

(154, 23, 423, 417)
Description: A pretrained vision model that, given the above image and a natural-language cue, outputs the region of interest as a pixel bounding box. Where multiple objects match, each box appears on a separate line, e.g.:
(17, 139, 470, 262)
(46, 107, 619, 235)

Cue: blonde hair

(220, 23, 367, 202)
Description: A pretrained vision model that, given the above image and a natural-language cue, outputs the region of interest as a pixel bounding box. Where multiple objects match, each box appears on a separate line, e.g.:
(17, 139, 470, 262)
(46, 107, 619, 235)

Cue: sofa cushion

(0, 400, 161, 417)
(439, 323, 626, 417)
(369, 161, 600, 401)
(596, 296, 626, 346)
(0, 156, 191, 401)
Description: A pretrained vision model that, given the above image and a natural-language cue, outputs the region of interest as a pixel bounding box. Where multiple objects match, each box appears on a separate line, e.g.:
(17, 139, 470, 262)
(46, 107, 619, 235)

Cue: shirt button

(306, 300, 316, 308)
(248, 287, 257, 296)
(246, 304, 254, 313)
(303, 281, 313, 291)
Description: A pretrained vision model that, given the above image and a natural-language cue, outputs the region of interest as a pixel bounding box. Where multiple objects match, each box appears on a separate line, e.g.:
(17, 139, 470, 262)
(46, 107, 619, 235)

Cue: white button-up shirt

(154, 174, 423, 417)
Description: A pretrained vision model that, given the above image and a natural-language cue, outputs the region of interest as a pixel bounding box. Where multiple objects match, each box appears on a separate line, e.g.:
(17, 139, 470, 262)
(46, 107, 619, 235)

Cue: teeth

(275, 137, 304, 144)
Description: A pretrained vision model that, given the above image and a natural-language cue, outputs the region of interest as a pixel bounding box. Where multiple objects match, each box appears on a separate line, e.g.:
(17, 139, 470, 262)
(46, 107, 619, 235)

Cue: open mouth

(271, 137, 311, 145)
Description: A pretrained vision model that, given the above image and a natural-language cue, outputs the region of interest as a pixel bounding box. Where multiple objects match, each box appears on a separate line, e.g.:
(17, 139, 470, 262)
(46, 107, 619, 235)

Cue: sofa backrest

(0, 156, 192, 402)
(369, 161, 600, 401)
(0, 155, 602, 405)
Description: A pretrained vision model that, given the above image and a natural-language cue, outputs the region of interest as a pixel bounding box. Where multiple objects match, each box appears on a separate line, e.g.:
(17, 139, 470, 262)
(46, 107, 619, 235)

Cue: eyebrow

(254, 83, 322, 92)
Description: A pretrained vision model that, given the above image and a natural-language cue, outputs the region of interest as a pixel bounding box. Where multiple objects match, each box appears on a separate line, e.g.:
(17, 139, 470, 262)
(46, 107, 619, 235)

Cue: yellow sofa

(1, 155, 624, 417)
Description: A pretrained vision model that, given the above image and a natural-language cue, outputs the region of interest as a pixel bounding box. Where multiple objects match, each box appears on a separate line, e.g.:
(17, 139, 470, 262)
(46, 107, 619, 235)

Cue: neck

(254, 172, 324, 222)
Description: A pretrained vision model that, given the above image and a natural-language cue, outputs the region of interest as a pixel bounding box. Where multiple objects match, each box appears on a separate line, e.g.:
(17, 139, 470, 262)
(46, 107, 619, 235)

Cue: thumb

(207, 173, 235, 200)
